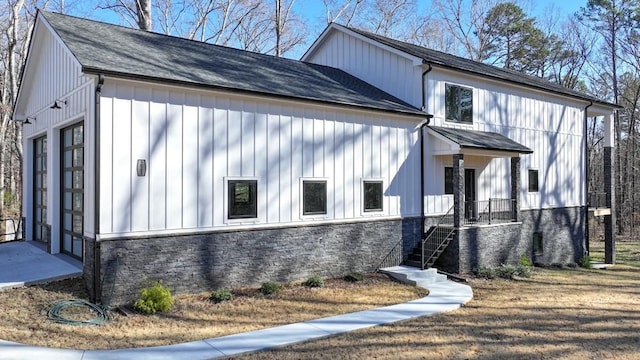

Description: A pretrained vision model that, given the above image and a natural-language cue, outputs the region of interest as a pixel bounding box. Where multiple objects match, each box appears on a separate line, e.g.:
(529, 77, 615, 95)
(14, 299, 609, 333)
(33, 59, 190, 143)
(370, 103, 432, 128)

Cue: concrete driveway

(0, 241, 82, 290)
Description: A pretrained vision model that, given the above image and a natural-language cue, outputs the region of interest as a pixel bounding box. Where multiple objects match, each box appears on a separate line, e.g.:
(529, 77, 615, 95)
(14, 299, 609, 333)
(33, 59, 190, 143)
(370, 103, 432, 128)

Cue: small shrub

(475, 267, 497, 279)
(578, 255, 592, 269)
(304, 275, 324, 288)
(133, 280, 174, 314)
(520, 254, 533, 267)
(476, 264, 532, 280)
(209, 288, 234, 303)
(260, 281, 282, 295)
(344, 272, 364, 282)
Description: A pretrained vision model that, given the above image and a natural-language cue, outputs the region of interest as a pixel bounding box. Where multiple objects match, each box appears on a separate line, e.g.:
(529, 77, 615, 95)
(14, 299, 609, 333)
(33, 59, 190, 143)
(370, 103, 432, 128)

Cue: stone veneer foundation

(435, 207, 586, 273)
(86, 217, 421, 305)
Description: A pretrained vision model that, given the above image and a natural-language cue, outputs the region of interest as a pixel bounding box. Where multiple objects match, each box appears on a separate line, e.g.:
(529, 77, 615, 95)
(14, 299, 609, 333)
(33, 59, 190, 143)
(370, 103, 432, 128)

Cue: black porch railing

(464, 198, 516, 225)
(588, 192, 608, 209)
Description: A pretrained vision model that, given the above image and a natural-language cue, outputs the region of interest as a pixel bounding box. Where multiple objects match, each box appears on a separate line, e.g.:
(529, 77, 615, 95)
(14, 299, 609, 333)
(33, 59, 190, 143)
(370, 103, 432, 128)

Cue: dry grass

(0, 273, 426, 350)
(235, 252, 640, 359)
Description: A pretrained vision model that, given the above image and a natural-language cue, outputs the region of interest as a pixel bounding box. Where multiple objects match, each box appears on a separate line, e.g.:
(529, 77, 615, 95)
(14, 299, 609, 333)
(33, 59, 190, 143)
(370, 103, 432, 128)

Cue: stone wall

(434, 207, 586, 273)
(93, 217, 421, 305)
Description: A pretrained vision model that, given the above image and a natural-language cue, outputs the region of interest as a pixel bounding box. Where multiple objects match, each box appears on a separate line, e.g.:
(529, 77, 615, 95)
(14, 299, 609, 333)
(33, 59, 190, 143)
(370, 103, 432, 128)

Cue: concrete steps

(379, 265, 448, 287)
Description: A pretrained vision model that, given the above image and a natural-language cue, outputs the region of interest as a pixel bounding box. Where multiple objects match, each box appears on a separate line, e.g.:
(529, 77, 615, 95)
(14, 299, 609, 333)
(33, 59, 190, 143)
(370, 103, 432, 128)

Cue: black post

(604, 146, 616, 264)
(453, 154, 464, 228)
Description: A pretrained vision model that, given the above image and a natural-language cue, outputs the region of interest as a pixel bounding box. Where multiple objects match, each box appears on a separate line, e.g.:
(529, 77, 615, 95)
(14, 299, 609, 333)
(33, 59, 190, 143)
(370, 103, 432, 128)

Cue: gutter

(420, 64, 433, 253)
(584, 101, 592, 256)
(94, 74, 105, 304)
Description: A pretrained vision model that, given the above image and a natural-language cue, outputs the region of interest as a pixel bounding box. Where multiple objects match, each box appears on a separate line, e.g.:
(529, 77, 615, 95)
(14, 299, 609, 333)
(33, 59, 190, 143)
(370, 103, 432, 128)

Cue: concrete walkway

(0, 265, 473, 360)
(0, 241, 82, 290)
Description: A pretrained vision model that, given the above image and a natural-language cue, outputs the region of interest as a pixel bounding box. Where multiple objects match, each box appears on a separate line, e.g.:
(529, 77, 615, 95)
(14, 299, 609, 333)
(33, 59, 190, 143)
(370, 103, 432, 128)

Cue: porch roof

(427, 126, 533, 156)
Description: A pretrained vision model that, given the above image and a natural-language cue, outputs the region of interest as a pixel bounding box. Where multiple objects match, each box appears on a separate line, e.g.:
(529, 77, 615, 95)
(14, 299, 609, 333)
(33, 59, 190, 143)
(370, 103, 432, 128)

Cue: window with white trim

(363, 180, 383, 212)
(228, 179, 257, 219)
(302, 180, 327, 215)
(445, 83, 473, 124)
(528, 169, 539, 192)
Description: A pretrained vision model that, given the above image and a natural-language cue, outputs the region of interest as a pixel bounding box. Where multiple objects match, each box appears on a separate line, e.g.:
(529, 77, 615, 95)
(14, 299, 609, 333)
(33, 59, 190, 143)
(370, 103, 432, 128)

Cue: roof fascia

(461, 148, 525, 158)
(301, 23, 423, 66)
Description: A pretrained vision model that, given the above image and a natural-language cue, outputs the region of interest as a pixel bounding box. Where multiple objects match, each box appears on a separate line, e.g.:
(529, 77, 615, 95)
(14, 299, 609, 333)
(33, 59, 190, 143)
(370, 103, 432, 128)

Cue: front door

(61, 122, 84, 259)
(464, 169, 476, 220)
(34, 136, 48, 244)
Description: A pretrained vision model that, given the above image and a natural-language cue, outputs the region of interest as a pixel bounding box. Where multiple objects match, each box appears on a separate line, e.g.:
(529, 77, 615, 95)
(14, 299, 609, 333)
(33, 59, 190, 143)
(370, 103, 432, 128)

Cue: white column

(604, 113, 615, 147)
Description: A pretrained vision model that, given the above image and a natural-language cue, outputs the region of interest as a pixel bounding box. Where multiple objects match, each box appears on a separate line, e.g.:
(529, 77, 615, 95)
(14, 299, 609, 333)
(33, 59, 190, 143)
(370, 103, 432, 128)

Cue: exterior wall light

(137, 159, 147, 177)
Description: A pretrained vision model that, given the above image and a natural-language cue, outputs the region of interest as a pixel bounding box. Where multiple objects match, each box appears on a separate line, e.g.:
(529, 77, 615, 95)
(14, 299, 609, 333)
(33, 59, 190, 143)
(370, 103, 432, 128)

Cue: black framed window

(445, 84, 473, 123)
(444, 167, 454, 194)
(228, 180, 257, 219)
(363, 181, 383, 212)
(528, 169, 539, 192)
(303, 180, 327, 215)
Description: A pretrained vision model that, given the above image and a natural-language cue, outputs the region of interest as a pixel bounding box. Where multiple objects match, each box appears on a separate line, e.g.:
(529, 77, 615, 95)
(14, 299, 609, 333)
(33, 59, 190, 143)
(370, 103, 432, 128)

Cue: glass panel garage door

(61, 122, 84, 259)
(34, 136, 48, 244)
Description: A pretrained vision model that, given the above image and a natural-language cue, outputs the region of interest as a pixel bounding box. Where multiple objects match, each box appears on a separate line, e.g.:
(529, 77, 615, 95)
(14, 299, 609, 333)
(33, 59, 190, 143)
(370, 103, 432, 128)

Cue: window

(533, 232, 543, 255)
(228, 180, 257, 219)
(445, 84, 473, 123)
(303, 180, 327, 215)
(528, 169, 539, 192)
(363, 181, 383, 212)
(444, 167, 454, 194)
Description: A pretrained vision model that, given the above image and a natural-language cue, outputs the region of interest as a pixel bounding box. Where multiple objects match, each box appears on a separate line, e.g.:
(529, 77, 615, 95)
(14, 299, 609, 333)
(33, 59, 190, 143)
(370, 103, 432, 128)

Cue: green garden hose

(47, 299, 111, 326)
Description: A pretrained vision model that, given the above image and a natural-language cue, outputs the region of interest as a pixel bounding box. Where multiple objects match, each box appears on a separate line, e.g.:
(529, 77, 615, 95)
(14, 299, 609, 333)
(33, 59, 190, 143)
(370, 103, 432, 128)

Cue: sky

(67, 0, 588, 59)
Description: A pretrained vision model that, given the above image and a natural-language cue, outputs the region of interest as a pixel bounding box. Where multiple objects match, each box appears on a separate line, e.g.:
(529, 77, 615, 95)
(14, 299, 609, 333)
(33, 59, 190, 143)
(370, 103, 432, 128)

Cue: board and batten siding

(304, 30, 423, 109)
(20, 17, 96, 248)
(98, 79, 422, 237)
(424, 69, 586, 211)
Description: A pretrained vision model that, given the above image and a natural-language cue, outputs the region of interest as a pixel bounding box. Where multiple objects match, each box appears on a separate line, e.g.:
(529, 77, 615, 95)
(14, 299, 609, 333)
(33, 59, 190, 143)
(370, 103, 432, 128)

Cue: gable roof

(428, 126, 533, 154)
(39, 11, 426, 117)
(319, 23, 617, 109)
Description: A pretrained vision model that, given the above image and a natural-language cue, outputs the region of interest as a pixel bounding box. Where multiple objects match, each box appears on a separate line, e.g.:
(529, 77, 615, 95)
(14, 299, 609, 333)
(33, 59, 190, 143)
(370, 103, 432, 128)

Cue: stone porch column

(510, 157, 521, 222)
(453, 154, 465, 228)
(604, 114, 616, 264)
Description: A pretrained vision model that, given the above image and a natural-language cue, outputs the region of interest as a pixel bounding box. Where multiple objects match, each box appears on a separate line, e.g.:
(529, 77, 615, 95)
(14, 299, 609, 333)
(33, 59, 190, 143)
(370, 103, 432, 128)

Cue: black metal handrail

(422, 205, 455, 270)
(464, 198, 516, 225)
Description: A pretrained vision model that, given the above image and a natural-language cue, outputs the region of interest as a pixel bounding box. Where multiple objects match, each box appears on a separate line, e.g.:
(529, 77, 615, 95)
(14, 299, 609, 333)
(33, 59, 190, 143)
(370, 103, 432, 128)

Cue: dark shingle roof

(342, 25, 616, 108)
(41, 12, 426, 117)
(429, 126, 533, 154)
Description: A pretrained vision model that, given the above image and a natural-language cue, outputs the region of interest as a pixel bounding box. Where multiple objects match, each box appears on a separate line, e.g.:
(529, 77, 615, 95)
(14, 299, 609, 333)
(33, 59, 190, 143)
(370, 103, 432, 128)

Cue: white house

(303, 24, 618, 271)
(14, 12, 617, 304)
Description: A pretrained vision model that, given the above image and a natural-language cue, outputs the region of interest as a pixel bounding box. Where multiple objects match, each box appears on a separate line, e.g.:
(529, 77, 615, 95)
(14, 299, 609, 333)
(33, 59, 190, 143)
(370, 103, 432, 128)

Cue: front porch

(408, 126, 531, 270)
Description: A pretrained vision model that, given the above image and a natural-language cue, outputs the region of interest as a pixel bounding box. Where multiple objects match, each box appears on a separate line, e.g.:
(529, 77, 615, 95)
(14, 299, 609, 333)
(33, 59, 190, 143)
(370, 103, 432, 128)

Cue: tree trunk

(137, 0, 152, 31)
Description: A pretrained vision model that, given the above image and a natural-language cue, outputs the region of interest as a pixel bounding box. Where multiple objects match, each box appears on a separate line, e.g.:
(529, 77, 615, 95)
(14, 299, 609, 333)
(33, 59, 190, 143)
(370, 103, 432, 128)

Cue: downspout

(419, 63, 433, 270)
(94, 74, 105, 304)
(584, 101, 592, 256)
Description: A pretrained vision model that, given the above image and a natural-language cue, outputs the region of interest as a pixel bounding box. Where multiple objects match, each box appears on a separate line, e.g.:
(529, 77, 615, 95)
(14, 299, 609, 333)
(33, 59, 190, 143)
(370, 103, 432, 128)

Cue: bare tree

(322, 0, 363, 25)
(578, 0, 637, 235)
(0, 0, 37, 238)
(431, 0, 503, 60)
(100, 0, 153, 30)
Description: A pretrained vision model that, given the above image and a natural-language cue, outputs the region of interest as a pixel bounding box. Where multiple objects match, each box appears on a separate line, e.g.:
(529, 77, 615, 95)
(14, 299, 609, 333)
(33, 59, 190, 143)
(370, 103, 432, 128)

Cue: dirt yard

(235, 243, 640, 360)
(0, 273, 426, 350)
